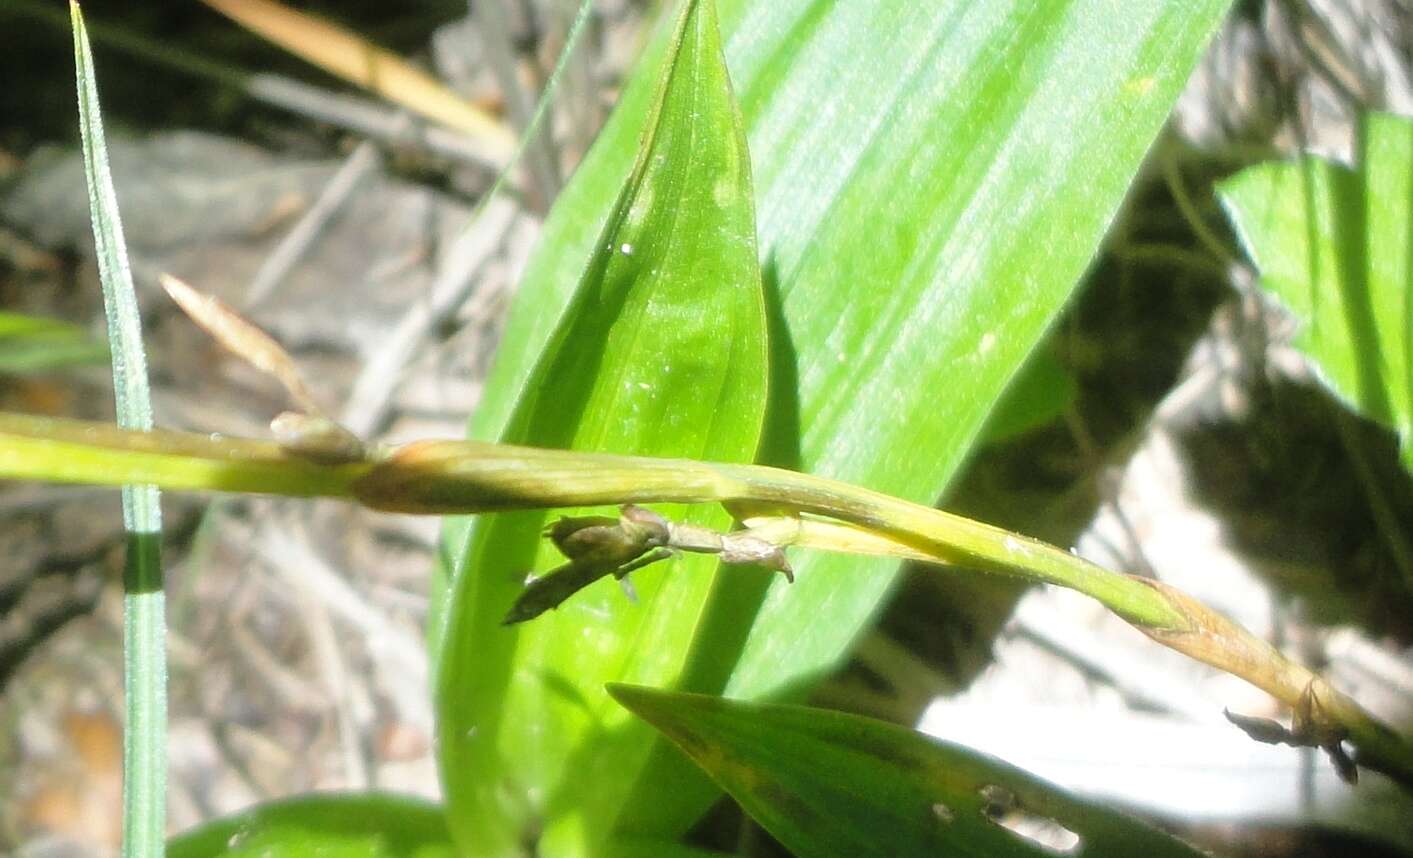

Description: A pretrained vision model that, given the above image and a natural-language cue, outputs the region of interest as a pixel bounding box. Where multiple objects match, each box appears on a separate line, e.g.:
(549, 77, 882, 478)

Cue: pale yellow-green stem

(2, 410, 1411, 786)
(355, 439, 1186, 629)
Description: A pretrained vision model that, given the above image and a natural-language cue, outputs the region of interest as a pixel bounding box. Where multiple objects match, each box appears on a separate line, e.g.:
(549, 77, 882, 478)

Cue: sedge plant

(11, 0, 1412, 855)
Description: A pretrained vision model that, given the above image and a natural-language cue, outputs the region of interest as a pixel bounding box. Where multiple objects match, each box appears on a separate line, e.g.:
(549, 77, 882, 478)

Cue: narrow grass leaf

(167, 793, 456, 858)
(443, 0, 1233, 844)
(610, 684, 1206, 858)
(1219, 112, 1413, 469)
(0, 311, 108, 373)
(434, 0, 769, 854)
(72, 3, 166, 854)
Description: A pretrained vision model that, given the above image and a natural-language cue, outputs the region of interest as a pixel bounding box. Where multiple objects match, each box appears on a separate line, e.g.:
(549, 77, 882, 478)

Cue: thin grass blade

(0, 311, 108, 373)
(71, 3, 166, 854)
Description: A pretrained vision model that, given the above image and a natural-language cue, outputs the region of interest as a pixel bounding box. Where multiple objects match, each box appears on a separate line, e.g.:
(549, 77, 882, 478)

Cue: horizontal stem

(5, 411, 1413, 784)
(0, 412, 1185, 628)
(0, 411, 367, 498)
(356, 440, 1187, 629)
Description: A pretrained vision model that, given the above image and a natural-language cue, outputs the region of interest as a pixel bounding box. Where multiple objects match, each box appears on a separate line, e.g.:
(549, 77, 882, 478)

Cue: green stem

(7, 411, 1413, 786)
(355, 439, 1186, 629)
(0, 411, 367, 498)
(0, 411, 1181, 629)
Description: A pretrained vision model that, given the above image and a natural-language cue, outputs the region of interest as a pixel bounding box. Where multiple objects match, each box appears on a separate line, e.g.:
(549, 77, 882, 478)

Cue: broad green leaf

(978, 349, 1078, 446)
(610, 685, 1206, 858)
(167, 794, 456, 858)
(601, 841, 733, 858)
(434, 0, 1232, 848)
(0, 311, 107, 373)
(435, 0, 769, 854)
(1219, 112, 1413, 468)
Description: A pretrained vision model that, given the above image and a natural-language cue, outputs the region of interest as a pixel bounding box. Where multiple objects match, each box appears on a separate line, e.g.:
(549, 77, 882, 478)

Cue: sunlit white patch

(980, 785, 1081, 854)
(1003, 535, 1027, 556)
(713, 175, 737, 207)
(1126, 75, 1156, 96)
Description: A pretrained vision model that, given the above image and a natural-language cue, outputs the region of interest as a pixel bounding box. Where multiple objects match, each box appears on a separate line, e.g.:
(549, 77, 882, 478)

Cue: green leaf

(1219, 112, 1413, 468)
(610, 684, 1206, 858)
(434, 0, 769, 854)
(435, 0, 1231, 848)
(601, 840, 734, 858)
(0, 311, 108, 374)
(978, 349, 1078, 446)
(167, 794, 456, 858)
(71, 4, 167, 855)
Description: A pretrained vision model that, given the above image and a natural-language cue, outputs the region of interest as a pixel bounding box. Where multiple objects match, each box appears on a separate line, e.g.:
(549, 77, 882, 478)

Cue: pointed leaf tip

(613, 687, 1208, 858)
(435, 0, 769, 851)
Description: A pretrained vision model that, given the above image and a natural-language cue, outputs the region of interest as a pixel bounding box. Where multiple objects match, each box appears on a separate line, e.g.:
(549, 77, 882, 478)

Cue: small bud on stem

(503, 505, 793, 624)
